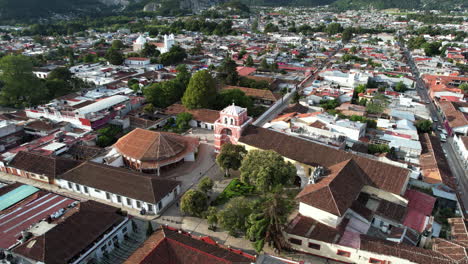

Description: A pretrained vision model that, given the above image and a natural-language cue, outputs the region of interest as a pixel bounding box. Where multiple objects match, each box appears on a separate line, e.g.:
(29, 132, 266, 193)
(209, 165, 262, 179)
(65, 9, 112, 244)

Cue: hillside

(0, 0, 131, 21)
(0, 0, 465, 23)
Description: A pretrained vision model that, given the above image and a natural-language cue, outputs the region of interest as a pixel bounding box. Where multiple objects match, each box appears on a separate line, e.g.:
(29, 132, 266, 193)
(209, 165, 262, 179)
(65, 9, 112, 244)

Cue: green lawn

(211, 179, 255, 206)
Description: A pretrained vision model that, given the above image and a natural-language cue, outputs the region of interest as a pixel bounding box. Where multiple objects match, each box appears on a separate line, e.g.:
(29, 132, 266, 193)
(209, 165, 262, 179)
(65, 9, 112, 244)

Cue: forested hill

(0, 0, 117, 22)
(0, 0, 465, 23)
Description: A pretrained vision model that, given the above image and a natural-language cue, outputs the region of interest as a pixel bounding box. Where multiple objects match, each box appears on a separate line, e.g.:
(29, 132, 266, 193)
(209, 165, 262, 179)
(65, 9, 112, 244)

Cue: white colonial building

(57, 161, 181, 215)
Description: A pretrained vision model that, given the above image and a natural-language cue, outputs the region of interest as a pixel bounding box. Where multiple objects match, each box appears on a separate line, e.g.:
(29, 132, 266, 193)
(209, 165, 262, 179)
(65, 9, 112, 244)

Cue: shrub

(211, 179, 255, 206)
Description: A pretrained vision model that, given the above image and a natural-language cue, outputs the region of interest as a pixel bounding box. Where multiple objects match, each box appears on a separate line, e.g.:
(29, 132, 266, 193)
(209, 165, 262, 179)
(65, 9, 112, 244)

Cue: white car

(440, 134, 447, 142)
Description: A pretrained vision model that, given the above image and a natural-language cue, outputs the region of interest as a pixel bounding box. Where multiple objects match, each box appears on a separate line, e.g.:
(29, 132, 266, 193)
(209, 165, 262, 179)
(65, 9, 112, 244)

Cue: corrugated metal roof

(76, 95, 128, 115)
(0, 185, 39, 211)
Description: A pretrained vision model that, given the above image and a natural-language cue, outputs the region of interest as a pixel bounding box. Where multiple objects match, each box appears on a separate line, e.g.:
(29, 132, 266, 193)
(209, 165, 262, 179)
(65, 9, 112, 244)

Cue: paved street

(403, 47, 468, 211)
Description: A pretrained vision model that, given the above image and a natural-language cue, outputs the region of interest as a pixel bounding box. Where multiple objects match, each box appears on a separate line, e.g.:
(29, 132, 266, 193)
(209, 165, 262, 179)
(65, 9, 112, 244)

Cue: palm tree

(247, 187, 295, 252)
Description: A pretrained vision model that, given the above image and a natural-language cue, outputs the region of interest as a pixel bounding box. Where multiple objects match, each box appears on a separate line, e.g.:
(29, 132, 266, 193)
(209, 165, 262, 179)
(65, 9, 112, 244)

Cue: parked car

(440, 134, 447, 142)
(437, 126, 443, 131)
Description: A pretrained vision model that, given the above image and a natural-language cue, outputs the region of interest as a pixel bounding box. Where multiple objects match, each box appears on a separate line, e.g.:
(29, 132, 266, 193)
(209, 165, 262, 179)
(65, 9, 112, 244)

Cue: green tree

(205, 206, 218, 229)
(341, 27, 353, 43)
(176, 112, 193, 130)
(458, 83, 468, 91)
(415, 119, 433, 133)
(182, 70, 216, 109)
(368, 144, 390, 154)
(215, 89, 253, 110)
(366, 100, 385, 115)
(111, 40, 125, 50)
(394, 81, 407, 92)
(320, 99, 340, 110)
(47, 67, 72, 81)
(246, 188, 294, 252)
(141, 43, 160, 58)
(0, 55, 47, 107)
(325, 22, 343, 35)
(240, 150, 296, 193)
(216, 143, 247, 176)
(264, 23, 279, 33)
(143, 104, 155, 115)
(106, 48, 124, 65)
(218, 56, 239, 85)
(245, 55, 254, 67)
(217, 197, 254, 234)
(180, 189, 208, 217)
(198, 177, 214, 193)
(158, 45, 187, 66)
(422, 42, 442, 56)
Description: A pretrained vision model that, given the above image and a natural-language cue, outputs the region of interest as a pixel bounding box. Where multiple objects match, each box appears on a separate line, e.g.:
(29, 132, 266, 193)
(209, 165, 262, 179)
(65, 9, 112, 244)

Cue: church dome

(135, 35, 147, 45)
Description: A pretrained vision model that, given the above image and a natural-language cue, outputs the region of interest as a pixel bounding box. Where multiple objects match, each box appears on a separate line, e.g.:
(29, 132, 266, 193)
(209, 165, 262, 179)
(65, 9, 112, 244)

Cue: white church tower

(162, 34, 175, 54)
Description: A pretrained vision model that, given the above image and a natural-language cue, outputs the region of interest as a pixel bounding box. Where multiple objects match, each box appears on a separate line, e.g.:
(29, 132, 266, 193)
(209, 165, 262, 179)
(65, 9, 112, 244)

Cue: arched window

(230, 118, 234, 125)
(224, 117, 228, 124)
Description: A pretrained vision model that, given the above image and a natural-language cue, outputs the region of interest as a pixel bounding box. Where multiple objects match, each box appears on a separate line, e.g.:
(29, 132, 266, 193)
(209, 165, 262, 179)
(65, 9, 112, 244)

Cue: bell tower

(214, 104, 252, 152)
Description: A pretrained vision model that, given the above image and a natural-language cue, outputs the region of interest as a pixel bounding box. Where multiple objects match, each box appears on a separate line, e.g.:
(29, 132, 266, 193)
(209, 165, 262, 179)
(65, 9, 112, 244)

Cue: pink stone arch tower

(214, 104, 253, 152)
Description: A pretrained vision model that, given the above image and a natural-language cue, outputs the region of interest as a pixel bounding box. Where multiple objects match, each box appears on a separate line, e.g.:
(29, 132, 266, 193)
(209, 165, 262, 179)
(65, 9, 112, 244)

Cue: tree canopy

(246, 188, 295, 252)
(106, 48, 124, 65)
(217, 197, 254, 235)
(182, 70, 216, 109)
(218, 56, 239, 85)
(0, 55, 47, 107)
(143, 65, 190, 108)
(415, 119, 433, 133)
(216, 144, 247, 176)
(240, 150, 296, 193)
(180, 189, 208, 217)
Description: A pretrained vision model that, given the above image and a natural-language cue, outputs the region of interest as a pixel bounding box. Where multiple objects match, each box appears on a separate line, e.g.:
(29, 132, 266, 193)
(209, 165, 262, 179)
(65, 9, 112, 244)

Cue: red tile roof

(236, 66, 256, 77)
(239, 125, 409, 195)
(124, 227, 255, 264)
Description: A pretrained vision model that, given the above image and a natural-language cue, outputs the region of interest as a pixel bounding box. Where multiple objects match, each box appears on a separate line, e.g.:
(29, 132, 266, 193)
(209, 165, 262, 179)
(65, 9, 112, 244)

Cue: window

(67, 182, 72, 189)
(112, 236, 118, 243)
(106, 192, 111, 200)
(288, 238, 302, 245)
(126, 198, 132, 205)
(308, 242, 321, 250)
(158, 201, 162, 210)
(136, 201, 141, 208)
(83, 186, 89, 193)
(75, 183, 80, 191)
(122, 227, 128, 233)
(101, 245, 107, 251)
(94, 189, 101, 193)
(369, 258, 384, 264)
(116, 195, 122, 203)
(147, 204, 153, 212)
(337, 250, 351, 257)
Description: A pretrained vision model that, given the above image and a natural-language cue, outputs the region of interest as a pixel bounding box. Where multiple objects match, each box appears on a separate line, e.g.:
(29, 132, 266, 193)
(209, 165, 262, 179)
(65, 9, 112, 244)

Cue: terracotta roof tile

(114, 128, 199, 168)
(9, 151, 82, 179)
(13, 201, 126, 264)
(125, 227, 254, 264)
(296, 159, 368, 216)
(58, 162, 180, 204)
(223, 85, 278, 102)
(239, 125, 409, 195)
(163, 103, 220, 123)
